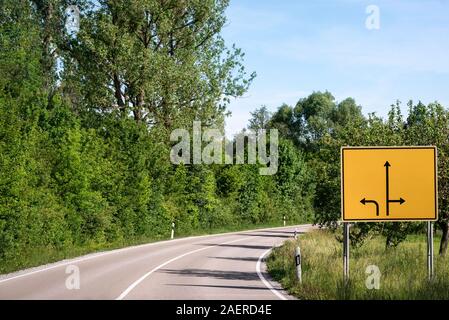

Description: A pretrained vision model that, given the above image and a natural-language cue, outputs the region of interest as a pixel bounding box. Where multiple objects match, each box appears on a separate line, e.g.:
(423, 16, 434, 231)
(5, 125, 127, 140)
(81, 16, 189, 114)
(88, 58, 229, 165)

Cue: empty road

(0, 224, 312, 300)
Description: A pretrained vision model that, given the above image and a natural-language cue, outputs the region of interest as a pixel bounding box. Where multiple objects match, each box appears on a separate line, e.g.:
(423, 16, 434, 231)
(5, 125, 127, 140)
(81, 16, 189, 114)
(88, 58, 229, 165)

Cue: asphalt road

(0, 224, 312, 300)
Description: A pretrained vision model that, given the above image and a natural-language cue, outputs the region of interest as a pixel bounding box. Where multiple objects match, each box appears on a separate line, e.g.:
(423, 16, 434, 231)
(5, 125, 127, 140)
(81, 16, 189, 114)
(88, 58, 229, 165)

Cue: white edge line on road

(0, 224, 311, 285)
(256, 248, 287, 301)
(116, 236, 253, 300)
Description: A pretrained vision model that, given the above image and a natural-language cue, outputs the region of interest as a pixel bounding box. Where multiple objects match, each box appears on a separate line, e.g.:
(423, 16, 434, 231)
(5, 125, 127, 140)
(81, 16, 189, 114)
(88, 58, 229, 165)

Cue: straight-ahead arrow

(385, 161, 391, 216)
(385, 161, 405, 216)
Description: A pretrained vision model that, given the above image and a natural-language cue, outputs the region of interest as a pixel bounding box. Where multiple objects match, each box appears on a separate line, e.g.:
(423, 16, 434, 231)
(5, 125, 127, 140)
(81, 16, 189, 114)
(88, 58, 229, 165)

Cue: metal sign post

(427, 221, 434, 280)
(343, 222, 350, 284)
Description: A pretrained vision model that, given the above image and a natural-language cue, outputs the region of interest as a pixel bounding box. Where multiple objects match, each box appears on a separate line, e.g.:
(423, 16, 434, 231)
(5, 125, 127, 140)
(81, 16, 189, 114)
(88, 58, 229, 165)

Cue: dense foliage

(0, 0, 311, 272)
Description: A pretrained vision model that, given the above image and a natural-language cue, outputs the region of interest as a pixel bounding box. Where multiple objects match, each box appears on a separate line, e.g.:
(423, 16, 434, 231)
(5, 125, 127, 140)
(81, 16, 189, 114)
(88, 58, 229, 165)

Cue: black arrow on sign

(389, 198, 406, 205)
(385, 161, 406, 216)
(360, 198, 379, 216)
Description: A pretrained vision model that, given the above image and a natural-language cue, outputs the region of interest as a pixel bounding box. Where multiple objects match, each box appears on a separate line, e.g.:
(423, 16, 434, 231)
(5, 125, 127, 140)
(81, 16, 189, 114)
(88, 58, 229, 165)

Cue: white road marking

(256, 248, 288, 300)
(116, 236, 253, 300)
(0, 250, 124, 285)
(0, 237, 209, 285)
(0, 225, 310, 284)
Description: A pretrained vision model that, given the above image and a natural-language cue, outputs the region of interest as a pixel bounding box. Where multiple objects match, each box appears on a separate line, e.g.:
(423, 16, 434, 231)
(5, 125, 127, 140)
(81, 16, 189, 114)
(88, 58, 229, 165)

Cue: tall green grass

(267, 230, 449, 299)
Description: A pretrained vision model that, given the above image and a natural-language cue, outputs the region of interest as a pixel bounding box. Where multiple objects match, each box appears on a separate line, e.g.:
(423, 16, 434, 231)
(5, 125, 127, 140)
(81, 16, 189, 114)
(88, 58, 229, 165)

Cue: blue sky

(221, 0, 449, 135)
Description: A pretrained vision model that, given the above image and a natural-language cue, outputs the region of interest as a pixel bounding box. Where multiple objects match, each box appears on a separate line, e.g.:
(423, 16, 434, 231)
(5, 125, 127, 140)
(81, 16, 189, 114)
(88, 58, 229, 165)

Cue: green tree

(248, 106, 271, 130)
(66, 0, 255, 129)
(294, 91, 336, 151)
(404, 101, 449, 255)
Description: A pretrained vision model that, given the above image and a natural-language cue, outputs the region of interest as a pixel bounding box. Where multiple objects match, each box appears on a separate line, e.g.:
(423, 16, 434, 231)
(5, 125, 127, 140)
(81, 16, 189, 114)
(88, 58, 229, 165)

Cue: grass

(267, 229, 449, 300)
(0, 219, 308, 275)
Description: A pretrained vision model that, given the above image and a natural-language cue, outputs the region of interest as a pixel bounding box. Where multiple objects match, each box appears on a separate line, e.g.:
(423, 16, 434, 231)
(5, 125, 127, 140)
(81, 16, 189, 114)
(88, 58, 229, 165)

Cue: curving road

(0, 224, 312, 300)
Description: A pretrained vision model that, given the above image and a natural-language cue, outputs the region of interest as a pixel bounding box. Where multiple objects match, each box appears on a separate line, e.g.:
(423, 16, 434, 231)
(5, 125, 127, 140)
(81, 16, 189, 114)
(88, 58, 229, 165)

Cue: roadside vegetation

(0, 0, 312, 274)
(267, 230, 449, 300)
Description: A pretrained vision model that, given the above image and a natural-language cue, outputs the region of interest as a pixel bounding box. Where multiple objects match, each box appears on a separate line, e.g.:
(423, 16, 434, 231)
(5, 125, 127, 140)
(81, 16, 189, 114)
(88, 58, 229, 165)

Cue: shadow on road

(208, 256, 260, 262)
(199, 244, 272, 250)
(237, 233, 292, 238)
(166, 283, 269, 291)
(160, 268, 260, 281)
(252, 230, 306, 235)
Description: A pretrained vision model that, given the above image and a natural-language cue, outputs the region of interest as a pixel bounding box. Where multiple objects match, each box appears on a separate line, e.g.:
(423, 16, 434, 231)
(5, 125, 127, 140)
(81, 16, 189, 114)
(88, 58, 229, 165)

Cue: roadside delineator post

(171, 222, 175, 240)
(294, 228, 298, 239)
(283, 216, 286, 227)
(295, 246, 302, 284)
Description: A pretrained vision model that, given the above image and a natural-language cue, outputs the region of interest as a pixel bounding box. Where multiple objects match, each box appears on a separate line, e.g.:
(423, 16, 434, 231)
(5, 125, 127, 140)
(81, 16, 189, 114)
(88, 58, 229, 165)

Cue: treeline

(260, 93, 449, 255)
(0, 0, 313, 271)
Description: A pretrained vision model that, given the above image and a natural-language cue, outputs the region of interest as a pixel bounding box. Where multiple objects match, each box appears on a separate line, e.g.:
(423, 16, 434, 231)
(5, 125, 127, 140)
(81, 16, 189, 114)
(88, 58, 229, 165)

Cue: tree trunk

(35, 0, 56, 103)
(113, 73, 125, 110)
(133, 108, 142, 123)
(439, 221, 449, 256)
(385, 237, 393, 250)
(133, 91, 144, 122)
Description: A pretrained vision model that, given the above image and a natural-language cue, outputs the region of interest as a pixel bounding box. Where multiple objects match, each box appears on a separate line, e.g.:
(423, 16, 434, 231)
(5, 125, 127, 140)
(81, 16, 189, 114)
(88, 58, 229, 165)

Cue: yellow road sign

(341, 146, 438, 222)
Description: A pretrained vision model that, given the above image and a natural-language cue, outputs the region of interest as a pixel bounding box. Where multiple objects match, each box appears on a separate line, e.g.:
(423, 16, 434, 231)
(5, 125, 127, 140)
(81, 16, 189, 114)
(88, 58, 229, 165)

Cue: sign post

(341, 146, 438, 282)
(428, 221, 434, 280)
(343, 222, 350, 284)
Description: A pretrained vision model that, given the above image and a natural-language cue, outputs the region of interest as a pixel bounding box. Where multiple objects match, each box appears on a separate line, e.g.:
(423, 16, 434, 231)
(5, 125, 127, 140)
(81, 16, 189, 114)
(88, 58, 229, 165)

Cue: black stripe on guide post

(295, 254, 301, 267)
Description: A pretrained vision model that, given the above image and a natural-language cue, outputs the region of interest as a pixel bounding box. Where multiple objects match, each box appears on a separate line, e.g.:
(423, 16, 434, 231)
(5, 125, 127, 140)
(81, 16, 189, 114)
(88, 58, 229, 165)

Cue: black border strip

(341, 146, 438, 222)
